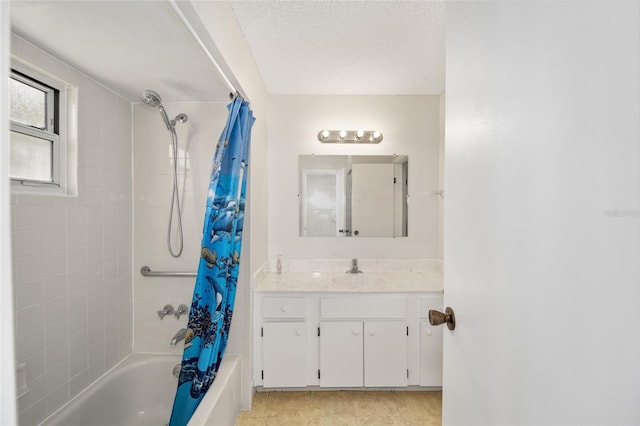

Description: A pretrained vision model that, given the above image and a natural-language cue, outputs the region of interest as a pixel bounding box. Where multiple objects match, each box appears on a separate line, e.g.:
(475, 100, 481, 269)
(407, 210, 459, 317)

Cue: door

(364, 321, 407, 387)
(262, 322, 307, 387)
(319, 321, 363, 387)
(301, 169, 345, 237)
(444, 2, 640, 425)
(351, 162, 394, 237)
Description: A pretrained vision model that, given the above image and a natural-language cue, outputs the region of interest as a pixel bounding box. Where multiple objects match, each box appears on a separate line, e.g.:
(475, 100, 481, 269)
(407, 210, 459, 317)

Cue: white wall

(10, 35, 132, 426)
(268, 95, 441, 260)
(1, 4, 18, 425)
(132, 101, 228, 353)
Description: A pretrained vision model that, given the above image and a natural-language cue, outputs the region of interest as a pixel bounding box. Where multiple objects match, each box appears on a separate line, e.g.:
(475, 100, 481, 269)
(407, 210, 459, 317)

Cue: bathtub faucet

(170, 328, 188, 346)
(347, 258, 363, 274)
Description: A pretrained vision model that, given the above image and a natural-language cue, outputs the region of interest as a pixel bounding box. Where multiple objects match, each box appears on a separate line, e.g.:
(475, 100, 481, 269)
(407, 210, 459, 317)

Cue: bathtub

(41, 353, 241, 426)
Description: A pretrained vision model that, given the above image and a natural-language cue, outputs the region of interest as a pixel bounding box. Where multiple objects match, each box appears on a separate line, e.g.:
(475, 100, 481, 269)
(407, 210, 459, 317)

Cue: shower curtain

(169, 96, 254, 426)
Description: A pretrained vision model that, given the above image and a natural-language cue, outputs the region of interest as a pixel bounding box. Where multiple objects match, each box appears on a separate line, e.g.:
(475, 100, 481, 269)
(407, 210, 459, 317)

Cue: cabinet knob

(296, 329, 302, 336)
(353, 330, 360, 336)
(368, 330, 375, 336)
(281, 306, 288, 312)
(425, 329, 432, 336)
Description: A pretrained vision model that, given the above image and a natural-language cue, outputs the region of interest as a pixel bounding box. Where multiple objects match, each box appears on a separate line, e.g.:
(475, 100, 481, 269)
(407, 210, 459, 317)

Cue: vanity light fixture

(317, 129, 383, 144)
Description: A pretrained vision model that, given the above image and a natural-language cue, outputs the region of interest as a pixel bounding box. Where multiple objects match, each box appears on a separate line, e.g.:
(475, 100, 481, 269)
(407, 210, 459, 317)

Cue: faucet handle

(174, 304, 189, 320)
(157, 304, 174, 320)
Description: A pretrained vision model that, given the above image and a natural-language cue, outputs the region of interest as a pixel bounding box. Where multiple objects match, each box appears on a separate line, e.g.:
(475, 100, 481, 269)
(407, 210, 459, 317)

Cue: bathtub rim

(38, 352, 181, 426)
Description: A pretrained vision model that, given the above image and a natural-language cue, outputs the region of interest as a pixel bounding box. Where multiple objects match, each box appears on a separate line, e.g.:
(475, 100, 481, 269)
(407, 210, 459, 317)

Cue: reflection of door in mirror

(301, 169, 345, 237)
(351, 163, 395, 237)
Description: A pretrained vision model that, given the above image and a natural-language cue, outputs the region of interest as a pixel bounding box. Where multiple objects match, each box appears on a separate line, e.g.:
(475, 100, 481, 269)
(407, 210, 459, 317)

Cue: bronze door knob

(428, 307, 456, 330)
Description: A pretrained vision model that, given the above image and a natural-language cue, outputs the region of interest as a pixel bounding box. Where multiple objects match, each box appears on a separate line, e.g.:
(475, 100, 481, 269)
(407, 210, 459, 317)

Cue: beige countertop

(255, 271, 443, 293)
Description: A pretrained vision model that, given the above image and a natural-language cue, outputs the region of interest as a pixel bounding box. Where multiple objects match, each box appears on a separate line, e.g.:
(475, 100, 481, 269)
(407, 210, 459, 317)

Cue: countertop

(255, 270, 443, 293)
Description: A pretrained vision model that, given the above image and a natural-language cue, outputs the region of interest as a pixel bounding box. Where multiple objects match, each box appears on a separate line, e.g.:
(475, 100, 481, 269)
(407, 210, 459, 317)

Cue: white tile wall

(132, 101, 229, 353)
(10, 35, 132, 425)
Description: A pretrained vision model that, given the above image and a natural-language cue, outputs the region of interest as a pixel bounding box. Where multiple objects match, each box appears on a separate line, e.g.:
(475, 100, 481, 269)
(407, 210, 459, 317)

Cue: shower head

(140, 89, 188, 131)
(141, 89, 162, 108)
(173, 113, 188, 124)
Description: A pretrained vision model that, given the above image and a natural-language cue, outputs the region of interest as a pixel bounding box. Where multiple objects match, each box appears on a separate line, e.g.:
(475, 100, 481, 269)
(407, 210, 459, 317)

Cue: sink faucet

(170, 328, 188, 346)
(347, 258, 363, 274)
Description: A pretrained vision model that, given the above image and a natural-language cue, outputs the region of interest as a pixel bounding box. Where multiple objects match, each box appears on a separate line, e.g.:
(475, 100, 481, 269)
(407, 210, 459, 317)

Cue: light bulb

(356, 130, 364, 140)
(372, 131, 382, 141)
(339, 130, 347, 139)
(321, 130, 330, 139)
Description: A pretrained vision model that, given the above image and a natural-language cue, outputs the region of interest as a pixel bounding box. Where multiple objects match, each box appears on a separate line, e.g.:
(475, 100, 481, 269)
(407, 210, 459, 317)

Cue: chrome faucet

(347, 258, 363, 274)
(174, 304, 189, 320)
(157, 304, 174, 320)
(170, 328, 188, 346)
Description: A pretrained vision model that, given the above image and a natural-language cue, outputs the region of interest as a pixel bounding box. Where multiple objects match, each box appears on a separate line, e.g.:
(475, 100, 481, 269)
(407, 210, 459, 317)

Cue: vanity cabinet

(319, 321, 363, 387)
(262, 322, 307, 387)
(319, 296, 408, 387)
(254, 291, 443, 389)
(260, 297, 308, 388)
(419, 295, 444, 386)
(319, 320, 408, 387)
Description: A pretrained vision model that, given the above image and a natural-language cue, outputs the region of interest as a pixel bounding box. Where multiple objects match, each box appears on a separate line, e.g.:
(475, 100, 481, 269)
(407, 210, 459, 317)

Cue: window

(8, 62, 68, 193)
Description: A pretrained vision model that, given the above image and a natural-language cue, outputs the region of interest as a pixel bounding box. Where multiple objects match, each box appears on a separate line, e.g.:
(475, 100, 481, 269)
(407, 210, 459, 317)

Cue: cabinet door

(420, 320, 443, 386)
(364, 321, 408, 387)
(319, 321, 363, 387)
(262, 322, 307, 387)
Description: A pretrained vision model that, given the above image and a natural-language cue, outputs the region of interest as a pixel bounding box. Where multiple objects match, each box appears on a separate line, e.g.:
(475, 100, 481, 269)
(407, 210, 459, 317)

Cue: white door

(444, 2, 640, 425)
(363, 321, 407, 387)
(351, 163, 395, 237)
(262, 322, 307, 388)
(301, 169, 345, 237)
(319, 321, 363, 387)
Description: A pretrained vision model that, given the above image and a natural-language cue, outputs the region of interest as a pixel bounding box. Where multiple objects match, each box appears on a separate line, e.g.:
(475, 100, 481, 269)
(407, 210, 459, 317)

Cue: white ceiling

(9, 1, 446, 101)
(10, 1, 231, 102)
(230, 0, 446, 95)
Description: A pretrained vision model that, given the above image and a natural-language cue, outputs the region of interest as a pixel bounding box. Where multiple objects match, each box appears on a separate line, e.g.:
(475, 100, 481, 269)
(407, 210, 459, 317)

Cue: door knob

(428, 307, 456, 330)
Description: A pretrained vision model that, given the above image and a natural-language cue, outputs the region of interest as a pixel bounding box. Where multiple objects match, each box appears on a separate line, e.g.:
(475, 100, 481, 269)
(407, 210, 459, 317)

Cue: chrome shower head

(141, 89, 162, 108)
(173, 113, 188, 124)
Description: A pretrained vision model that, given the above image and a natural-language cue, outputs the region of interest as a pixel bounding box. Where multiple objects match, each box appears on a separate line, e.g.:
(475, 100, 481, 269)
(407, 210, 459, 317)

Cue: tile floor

(235, 390, 442, 426)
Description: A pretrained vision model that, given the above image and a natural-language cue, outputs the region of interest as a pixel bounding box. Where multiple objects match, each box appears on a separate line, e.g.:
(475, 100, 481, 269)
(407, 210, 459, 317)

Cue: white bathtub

(40, 353, 241, 426)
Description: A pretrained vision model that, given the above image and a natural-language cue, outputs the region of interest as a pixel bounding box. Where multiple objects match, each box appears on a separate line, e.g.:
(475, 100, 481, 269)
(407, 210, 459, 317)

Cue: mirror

(299, 155, 408, 238)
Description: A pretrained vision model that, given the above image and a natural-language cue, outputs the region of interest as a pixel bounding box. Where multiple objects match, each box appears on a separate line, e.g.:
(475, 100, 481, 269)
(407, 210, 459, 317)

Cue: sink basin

(331, 274, 388, 289)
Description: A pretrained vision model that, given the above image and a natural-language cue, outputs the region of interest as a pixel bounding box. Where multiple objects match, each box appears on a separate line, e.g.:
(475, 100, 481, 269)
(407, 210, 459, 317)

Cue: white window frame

(9, 60, 69, 195)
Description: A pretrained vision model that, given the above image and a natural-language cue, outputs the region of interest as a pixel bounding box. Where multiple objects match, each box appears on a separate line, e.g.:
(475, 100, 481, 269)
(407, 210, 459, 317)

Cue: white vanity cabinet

(319, 321, 363, 387)
(319, 296, 408, 387)
(419, 295, 444, 386)
(319, 320, 409, 387)
(259, 297, 308, 388)
(254, 291, 443, 389)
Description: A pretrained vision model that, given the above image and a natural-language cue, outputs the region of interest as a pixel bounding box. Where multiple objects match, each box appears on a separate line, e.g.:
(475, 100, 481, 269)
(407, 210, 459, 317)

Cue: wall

(132, 101, 228, 353)
(10, 35, 132, 426)
(268, 95, 441, 260)
(1, 4, 18, 425)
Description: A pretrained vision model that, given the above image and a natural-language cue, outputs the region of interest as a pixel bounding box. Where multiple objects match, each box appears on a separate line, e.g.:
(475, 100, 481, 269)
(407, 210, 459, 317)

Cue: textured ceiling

(230, 0, 446, 95)
(10, 1, 231, 102)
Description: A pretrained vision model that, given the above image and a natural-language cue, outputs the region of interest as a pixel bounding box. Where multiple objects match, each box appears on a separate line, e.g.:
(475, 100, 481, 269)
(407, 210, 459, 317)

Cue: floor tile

(236, 390, 441, 426)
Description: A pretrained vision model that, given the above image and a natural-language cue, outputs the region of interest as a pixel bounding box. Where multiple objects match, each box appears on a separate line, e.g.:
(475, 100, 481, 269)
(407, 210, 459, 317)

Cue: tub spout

(170, 328, 187, 346)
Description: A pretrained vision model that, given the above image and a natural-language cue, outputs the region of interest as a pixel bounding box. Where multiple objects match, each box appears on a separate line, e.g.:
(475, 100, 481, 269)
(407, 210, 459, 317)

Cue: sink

(331, 274, 388, 289)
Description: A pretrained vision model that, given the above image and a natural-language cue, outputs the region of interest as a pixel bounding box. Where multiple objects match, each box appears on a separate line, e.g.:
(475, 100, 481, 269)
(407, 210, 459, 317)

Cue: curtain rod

(168, 0, 249, 102)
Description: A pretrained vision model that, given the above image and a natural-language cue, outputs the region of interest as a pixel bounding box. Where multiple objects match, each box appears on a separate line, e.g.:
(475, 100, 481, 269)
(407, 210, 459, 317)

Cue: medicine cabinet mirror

(299, 155, 408, 238)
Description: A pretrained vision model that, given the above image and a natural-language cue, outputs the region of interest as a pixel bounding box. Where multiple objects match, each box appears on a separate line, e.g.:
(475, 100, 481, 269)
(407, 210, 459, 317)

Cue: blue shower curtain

(169, 97, 254, 426)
